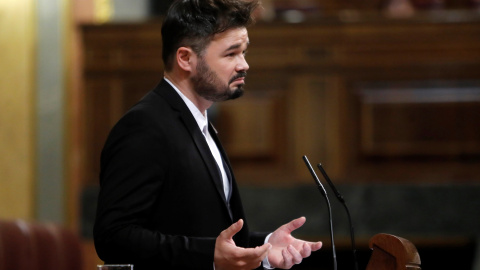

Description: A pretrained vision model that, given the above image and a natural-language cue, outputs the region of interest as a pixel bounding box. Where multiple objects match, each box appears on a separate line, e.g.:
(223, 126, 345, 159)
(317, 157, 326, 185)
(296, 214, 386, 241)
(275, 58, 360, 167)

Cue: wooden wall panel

(80, 15, 480, 187)
(358, 84, 480, 157)
(218, 92, 282, 160)
(289, 77, 332, 181)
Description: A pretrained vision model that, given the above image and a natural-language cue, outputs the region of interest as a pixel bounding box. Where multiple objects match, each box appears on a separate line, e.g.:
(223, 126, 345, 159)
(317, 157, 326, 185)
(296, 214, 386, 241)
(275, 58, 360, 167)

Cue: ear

(176, 47, 195, 72)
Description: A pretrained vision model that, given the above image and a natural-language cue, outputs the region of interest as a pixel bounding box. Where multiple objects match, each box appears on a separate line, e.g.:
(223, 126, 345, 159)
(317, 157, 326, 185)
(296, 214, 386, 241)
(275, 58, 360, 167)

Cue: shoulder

(118, 80, 181, 128)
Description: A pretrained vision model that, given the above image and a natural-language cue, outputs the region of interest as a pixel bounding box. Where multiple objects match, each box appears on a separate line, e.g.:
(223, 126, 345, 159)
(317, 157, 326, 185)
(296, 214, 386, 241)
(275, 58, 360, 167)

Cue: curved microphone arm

(317, 163, 359, 270)
(302, 156, 337, 270)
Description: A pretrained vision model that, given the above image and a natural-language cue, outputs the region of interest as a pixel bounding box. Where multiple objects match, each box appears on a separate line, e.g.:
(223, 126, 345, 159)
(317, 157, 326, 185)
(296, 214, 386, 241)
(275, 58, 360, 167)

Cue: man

(93, 0, 322, 269)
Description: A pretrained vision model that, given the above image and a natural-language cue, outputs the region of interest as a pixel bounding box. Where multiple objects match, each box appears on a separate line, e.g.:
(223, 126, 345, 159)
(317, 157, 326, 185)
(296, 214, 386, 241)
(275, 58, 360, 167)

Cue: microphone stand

(302, 156, 337, 270)
(317, 163, 359, 270)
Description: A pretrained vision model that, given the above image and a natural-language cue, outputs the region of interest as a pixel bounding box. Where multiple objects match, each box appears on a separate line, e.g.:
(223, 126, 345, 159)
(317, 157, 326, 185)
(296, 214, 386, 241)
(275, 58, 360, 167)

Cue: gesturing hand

(214, 219, 272, 270)
(267, 217, 323, 269)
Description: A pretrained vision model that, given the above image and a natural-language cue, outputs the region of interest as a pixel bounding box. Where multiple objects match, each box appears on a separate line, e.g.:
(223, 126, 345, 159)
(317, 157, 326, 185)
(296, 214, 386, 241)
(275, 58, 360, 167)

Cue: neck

(164, 73, 213, 115)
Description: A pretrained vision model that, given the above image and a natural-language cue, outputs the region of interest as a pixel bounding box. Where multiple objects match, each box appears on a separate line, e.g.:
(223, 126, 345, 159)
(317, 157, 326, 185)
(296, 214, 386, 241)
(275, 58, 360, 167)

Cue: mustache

(229, 72, 247, 84)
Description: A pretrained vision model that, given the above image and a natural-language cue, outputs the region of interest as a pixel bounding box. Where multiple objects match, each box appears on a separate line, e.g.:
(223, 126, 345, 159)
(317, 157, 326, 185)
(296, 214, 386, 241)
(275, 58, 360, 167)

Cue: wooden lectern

(367, 233, 421, 270)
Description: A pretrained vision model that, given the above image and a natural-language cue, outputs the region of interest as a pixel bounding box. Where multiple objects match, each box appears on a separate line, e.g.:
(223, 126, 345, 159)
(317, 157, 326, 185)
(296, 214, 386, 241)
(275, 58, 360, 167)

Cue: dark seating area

(0, 219, 83, 270)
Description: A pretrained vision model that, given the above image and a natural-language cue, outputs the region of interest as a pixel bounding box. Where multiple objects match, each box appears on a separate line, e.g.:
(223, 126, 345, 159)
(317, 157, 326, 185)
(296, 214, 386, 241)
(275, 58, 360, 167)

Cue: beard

(191, 57, 246, 102)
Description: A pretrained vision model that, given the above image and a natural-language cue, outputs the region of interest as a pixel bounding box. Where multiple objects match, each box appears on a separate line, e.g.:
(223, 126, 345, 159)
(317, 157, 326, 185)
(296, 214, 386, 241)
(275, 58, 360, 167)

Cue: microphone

(302, 155, 337, 270)
(317, 163, 359, 270)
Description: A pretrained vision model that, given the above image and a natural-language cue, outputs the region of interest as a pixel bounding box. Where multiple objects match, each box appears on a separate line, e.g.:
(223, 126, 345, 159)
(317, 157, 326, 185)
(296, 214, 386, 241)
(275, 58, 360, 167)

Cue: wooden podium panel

(367, 233, 421, 270)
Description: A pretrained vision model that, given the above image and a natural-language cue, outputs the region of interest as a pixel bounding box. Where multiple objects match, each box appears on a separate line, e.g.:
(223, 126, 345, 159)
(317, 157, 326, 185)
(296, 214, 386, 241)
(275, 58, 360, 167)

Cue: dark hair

(161, 0, 260, 71)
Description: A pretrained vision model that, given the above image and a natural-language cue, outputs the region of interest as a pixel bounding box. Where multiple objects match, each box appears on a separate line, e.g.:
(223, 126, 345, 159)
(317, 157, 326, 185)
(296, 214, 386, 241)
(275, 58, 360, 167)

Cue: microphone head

(302, 155, 328, 197)
(317, 163, 345, 203)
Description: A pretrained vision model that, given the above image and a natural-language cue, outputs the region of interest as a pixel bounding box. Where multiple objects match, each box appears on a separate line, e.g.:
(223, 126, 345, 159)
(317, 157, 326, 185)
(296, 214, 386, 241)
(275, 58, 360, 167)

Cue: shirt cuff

(262, 233, 274, 269)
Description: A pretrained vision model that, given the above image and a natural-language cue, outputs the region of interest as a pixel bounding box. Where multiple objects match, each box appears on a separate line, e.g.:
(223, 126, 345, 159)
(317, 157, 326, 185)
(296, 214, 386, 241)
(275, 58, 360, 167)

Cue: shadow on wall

(81, 183, 480, 269)
(238, 184, 480, 238)
(238, 183, 480, 270)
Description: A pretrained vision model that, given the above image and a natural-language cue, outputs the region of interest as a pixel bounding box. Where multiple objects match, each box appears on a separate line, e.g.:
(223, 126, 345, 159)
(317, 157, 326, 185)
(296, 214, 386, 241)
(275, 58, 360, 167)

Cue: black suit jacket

(93, 79, 266, 270)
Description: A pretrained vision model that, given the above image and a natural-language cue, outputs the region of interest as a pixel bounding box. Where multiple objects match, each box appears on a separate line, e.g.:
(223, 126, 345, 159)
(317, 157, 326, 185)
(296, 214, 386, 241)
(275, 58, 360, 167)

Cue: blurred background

(1, 0, 480, 269)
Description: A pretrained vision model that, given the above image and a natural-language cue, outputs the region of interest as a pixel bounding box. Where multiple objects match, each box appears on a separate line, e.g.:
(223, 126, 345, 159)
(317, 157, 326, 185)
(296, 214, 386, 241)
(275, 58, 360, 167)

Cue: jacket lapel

(209, 123, 233, 201)
(209, 122, 247, 225)
(154, 80, 230, 208)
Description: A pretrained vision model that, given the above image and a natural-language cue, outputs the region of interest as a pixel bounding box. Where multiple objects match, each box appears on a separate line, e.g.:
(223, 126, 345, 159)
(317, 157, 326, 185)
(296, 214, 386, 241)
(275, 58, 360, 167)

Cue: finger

(309, 241, 323, 251)
(282, 216, 306, 234)
(282, 248, 293, 267)
(221, 219, 244, 239)
(299, 242, 312, 258)
(288, 245, 303, 264)
(298, 240, 323, 251)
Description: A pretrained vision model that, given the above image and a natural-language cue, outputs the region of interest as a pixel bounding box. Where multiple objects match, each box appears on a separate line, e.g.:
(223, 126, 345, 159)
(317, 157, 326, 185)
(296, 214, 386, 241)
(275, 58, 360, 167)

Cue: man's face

(191, 27, 250, 102)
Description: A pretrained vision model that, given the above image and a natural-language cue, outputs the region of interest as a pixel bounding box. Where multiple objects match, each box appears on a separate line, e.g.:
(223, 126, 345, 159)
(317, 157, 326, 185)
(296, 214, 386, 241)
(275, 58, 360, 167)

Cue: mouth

(230, 73, 247, 85)
(233, 77, 245, 84)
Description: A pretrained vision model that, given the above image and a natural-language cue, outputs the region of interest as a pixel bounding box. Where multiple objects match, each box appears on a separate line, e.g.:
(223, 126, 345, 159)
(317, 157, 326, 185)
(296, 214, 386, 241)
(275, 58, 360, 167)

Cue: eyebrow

(225, 41, 250, 52)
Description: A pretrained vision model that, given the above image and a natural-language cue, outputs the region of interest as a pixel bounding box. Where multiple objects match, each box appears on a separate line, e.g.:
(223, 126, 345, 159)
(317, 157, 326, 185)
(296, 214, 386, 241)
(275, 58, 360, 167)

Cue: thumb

(221, 219, 244, 239)
(282, 216, 306, 233)
(255, 242, 272, 257)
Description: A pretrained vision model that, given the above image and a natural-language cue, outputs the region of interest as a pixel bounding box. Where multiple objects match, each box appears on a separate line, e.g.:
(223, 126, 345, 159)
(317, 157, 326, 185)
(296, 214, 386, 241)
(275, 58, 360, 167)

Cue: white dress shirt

(164, 78, 230, 199)
(164, 78, 273, 269)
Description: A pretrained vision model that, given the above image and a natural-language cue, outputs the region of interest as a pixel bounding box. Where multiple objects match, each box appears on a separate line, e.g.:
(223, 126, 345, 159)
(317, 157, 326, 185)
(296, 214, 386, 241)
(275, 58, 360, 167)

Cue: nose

(236, 55, 249, 72)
